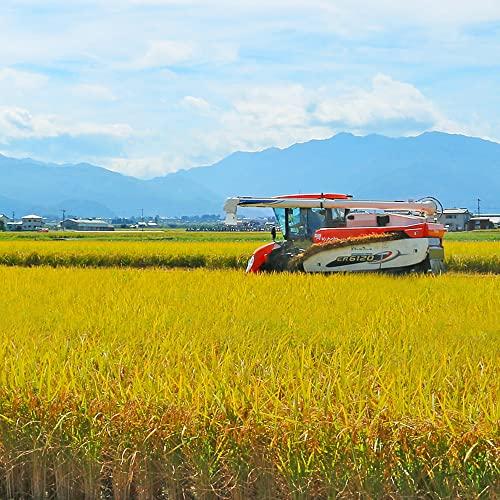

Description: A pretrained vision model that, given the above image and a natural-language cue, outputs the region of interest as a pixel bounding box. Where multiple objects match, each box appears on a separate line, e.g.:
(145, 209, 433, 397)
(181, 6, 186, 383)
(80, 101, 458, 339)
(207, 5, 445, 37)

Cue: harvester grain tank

(224, 193, 446, 273)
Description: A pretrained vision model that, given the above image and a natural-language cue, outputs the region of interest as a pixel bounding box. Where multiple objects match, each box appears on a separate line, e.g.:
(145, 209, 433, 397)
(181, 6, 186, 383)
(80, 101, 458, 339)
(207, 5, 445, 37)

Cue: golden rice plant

(0, 239, 498, 273)
(0, 240, 260, 269)
(445, 241, 500, 273)
(0, 266, 498, 497)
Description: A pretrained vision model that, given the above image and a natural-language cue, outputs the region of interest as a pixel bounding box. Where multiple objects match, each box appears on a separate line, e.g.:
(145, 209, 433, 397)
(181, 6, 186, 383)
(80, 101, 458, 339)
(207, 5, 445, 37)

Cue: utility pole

(12, 211, 15, 221)
(477, 198, 481, 216)
(141, 208, 144, 231)
(61, 209, 66, 231)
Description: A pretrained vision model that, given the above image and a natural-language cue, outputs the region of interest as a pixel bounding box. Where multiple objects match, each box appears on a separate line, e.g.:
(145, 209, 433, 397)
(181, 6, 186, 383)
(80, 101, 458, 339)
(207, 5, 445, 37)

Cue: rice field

(0, 267, 499, 497)
(0, 232, 498, 497)
(0, 238, 498, 273)
(0, 239, 257, 270)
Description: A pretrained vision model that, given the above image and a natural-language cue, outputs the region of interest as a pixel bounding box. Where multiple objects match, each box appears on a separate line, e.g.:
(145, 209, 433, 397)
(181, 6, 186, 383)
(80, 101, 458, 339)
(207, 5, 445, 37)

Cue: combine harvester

(224, 193, 446, 274)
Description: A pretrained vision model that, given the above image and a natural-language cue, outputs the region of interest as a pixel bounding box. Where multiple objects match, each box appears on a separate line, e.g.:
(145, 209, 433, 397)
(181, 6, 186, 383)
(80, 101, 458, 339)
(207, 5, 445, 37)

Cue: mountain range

(1, 132, 499, 218)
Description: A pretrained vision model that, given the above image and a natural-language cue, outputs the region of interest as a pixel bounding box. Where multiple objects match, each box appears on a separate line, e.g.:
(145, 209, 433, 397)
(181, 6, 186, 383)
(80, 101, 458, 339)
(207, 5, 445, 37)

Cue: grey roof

(442, 208, 470, 214)
(470, 216, 500, 222)
(64, 218, 112, 226)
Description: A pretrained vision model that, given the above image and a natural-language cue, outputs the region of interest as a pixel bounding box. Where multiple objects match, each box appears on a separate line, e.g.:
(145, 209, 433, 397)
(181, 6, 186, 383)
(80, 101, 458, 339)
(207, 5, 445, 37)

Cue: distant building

(4, 214, 43, 231)
(467, 215, 500, 230)
(61, 218, 114, 231)
(6, 222, 23, 231)
(21, 214, 43, 231)
(438, 208, 472, 231)
(0, 214, 9, 230)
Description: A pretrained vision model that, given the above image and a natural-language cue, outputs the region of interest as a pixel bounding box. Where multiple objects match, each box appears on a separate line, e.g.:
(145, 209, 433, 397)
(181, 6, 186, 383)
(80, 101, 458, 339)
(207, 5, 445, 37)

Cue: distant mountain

(1, 132, 499, 217)
(168, 132, 500, 212)
(0, 155, 220, 217)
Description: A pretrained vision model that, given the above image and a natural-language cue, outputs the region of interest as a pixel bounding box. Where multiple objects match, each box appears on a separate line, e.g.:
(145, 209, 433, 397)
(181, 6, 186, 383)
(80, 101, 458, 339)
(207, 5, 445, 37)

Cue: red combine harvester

(224, 193, 446, 274)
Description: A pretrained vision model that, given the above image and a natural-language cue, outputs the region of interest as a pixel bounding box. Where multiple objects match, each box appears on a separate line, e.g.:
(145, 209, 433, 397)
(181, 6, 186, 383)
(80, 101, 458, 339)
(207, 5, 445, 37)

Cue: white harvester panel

(302, 238, 430, 273)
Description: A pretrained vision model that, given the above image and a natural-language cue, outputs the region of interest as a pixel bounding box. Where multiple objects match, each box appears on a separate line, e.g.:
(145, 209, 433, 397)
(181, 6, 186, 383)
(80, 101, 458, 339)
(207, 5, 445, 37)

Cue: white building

(21, 214, 43, 231)
(438, 208, 472, 231)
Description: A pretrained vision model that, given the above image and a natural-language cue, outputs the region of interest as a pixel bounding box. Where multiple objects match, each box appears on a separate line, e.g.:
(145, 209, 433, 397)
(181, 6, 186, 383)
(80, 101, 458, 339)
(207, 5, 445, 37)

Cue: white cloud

(189, 75, 466, 167)
(0, 106, 132, 142)
(123, 0, 500, 26)
(0, 68, 48, 90)
(314, 74, 445, 132)
(0, 1, 498, 175)
(191, 85, 331, 159)
(130, 39, 237, 71)
(107, 154, 185, 178)
(135, 40, 195, 69)
(182, 96, 211, 112)
(73, 84, 117, 101)
(344, 0, 500, 26)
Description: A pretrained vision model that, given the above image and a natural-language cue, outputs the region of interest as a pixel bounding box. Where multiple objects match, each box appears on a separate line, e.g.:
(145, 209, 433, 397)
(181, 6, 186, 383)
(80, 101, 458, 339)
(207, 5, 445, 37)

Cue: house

(5, 214, 43, 231)
(21, 214, 43, 231)
(438, 208, 472, 231)
(61, 218, 114, 231)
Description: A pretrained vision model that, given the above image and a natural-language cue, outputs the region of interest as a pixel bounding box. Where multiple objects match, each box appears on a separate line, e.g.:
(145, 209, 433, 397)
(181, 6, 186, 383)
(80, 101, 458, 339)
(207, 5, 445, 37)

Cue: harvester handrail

(224, 196, 439, 224)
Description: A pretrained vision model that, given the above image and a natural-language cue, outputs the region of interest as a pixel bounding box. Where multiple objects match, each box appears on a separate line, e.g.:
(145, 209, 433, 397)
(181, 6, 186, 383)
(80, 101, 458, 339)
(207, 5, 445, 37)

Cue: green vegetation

(444, 229, 500, 241)
(0, 267, 498, 497)
(0, 229, 269, 242)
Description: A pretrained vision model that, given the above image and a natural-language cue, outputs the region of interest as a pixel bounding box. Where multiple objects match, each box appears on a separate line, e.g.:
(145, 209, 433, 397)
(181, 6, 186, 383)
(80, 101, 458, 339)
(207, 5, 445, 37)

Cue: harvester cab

(224, 193, 446, 274)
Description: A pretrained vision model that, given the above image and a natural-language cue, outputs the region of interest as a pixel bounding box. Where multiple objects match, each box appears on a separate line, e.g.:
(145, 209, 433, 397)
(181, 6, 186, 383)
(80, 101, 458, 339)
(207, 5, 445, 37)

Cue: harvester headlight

(246, 255, 255, 273)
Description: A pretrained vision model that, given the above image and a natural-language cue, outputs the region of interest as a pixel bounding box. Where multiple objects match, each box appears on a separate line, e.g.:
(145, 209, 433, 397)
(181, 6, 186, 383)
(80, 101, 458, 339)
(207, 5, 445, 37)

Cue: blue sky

(1, 0, 499, 178)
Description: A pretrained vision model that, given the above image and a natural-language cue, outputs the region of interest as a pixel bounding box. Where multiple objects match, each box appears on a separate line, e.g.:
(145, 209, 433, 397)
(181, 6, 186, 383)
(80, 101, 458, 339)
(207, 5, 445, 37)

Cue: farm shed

(62, 218, 115, 231)
(467, 216, 500, 230)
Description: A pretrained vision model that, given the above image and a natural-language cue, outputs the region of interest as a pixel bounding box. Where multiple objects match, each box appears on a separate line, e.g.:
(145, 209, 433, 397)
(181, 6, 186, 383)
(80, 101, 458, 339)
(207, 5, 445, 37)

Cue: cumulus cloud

(135, 40, 195, 69)
(314, 74, 447, 133)
(182, 96, 211, 112)
(0, 68, 49, 90)
(123, 0, 500, 26)
(0, 1, 497, 176)
(107, 154, 185, 178)
(72, 84, 117, 101)
(0, 106, 132, 143)
(189, 75, 464, 166)
(130, 39, 237, 71)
